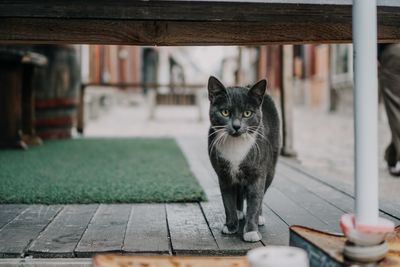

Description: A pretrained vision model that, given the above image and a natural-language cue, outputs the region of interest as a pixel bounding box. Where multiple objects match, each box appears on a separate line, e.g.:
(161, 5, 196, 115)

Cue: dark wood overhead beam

(0, 1, 400, 45)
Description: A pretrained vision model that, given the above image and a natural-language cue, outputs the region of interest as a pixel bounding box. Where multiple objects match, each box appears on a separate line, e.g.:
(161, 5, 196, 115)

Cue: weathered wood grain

(74, 204, 131, 257)
(264, 187, 328, 231)
(93, 255, 248, 267)
(273, 174, 344, 232)
(260, 204, 290, 246)
(123, 204, 170, 254)
(277, 162, 400, 225)
(176, 137, 220, 198)
(0, 17, 391, 46)
(0, 205, 61, 258)
(0, 258, 92, 266)
(0, 205, 28, 230)
(166, 203, 218, 255)
(1, 1, 400, 22)
(200, 196, 262, 255)
(1, 1, 400, 45)
(27, 205, 98, 258)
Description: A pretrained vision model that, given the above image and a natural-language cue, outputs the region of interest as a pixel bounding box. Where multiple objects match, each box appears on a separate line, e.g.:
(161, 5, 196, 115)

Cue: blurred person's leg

(380, 44, 400, 176)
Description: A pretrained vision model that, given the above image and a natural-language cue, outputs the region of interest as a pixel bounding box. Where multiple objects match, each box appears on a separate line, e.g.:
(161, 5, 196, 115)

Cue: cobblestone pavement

(85, 97, 399, 205)
(293, 107, 400, 204)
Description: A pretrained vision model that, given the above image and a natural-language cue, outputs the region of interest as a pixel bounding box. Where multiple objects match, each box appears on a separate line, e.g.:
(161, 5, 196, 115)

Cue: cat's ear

(248, 79, 267, 106)
(208, 76, 226, 102)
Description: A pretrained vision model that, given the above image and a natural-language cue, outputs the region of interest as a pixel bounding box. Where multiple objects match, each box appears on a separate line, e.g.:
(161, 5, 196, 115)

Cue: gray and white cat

(207, 76, 280, 242)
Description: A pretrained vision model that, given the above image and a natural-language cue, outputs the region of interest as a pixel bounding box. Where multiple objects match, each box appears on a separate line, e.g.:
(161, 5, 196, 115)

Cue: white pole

(353, 0, 379, 226)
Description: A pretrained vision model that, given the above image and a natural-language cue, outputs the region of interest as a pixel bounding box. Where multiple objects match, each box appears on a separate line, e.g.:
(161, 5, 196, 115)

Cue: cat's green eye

(243, 111, 253, 118)
(220, 109, 230, 117)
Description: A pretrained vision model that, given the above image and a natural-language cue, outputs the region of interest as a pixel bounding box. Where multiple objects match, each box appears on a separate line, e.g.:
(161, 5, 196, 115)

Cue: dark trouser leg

(380, 45, 400, 169)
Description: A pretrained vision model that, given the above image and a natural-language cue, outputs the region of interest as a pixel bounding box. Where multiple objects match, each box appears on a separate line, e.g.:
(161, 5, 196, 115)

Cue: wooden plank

(2, 1, 400, 22)
(273, 174, 344, 232)
(0, 18, 390, 46)
(260, 204, 290, 246)
(264, 187, 329, 231)
(0, 205, 61, 258)
(276, 162, 400, 225)
(1, 0, 400, 45)
(176, 137, 221, 198)
(27, 205, 98, 258)
(75, 204, 131, 257)
(0, 258, 92, 267)
(123, 204, 170, 254)
(93, 255, 248, 267)
(166, 203, 218, 255)
(0, 205, 28, 230)
(200, 196, 262, 255)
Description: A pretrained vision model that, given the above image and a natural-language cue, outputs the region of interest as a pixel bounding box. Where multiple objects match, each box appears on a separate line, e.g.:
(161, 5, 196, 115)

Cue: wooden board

(0, 258, 92, 267)
(93, 255, 248, 267)
(123, 204, 170, 254)
(166, 203, 218, 255)
(0, 205, 61, 258)
(27, 205, 98, 258)
(75, 204, 131, 257)
(260, 204, 290, 246)
(264, 187, 328, 231)
(290, 225, 400, 267)
(273, 174, 344, 232)
(1, 1, 400, 45)
(176, 137, 221, 198)
(278, 161, 400, 225)
(0, 205, 28, 230)
(200, 196, 262, 254)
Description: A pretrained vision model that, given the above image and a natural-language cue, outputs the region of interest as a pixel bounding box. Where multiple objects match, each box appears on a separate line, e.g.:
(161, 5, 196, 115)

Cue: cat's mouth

(230, 132, 242, 137)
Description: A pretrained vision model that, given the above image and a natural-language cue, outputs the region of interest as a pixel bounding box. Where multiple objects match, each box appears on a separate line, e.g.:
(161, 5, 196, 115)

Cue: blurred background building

(1, 43, 398, 201)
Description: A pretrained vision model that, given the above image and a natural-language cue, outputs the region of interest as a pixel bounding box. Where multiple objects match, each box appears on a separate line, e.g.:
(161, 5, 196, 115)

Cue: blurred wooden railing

(77, 83, 206, 134)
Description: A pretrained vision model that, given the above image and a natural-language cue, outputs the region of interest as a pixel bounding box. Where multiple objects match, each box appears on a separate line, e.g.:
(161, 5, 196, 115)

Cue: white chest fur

(216, 135, 255, 178)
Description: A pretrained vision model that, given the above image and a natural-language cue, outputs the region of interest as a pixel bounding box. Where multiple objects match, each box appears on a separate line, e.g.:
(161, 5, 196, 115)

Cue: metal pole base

(343, 240, 388, 263)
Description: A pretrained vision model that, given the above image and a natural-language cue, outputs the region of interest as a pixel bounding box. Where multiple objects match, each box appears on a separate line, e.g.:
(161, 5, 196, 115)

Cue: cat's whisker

(209, 131, 226, 155)
(208, 128, 226, 138)
(248, 129, 266, 140)
(249, 127, 266, 138)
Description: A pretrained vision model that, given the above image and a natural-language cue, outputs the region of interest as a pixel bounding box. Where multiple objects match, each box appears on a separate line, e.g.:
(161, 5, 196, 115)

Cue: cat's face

(208, 76, 266, 137)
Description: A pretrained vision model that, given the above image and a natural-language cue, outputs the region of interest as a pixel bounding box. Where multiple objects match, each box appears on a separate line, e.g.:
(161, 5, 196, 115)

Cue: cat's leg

(220, 184, 239, 234)
(243, 181, 264, 242)
(236, 185, 245, 220)
(258, 205, 265, 226)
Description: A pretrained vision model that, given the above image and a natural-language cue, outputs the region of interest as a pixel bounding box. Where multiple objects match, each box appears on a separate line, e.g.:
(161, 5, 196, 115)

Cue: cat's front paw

(243, 231, 262, 242)
(222, 224, 238, 234)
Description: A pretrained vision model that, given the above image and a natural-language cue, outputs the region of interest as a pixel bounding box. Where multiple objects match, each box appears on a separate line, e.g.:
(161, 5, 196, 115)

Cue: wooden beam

(0, 1, 400, 45)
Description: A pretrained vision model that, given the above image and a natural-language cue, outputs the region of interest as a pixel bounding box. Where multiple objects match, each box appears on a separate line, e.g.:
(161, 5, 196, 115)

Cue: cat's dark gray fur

(207, 76, 280, 242)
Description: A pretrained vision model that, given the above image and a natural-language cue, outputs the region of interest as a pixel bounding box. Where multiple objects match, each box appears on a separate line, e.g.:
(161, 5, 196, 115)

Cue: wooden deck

(0, 137, 399, 259)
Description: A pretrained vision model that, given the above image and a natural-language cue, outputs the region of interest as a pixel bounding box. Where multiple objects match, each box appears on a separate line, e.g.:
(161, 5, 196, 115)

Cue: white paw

(243, 231, 262, 242)
(222, 225, 237, 234)
(237, 210, 245, 220)
(258, 215, 265, 226)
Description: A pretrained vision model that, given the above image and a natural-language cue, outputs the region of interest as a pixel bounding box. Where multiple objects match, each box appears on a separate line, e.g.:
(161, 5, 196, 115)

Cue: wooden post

(77, 84, 85, 134)
(280, 45, 297, 157)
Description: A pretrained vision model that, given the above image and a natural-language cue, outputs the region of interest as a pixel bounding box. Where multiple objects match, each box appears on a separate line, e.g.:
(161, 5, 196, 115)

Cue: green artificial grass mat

(0, 138, 206, 204)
